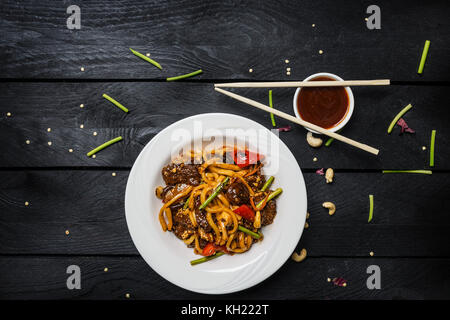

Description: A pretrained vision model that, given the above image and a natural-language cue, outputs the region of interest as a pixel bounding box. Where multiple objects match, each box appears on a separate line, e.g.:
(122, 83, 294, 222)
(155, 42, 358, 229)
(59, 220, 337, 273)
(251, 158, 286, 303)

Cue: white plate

(125, 113, 307, 294)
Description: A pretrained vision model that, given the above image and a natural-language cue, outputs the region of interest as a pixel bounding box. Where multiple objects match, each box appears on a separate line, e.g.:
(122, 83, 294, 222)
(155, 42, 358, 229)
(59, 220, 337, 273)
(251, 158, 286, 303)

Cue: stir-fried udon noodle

(155, 145, 282, 265)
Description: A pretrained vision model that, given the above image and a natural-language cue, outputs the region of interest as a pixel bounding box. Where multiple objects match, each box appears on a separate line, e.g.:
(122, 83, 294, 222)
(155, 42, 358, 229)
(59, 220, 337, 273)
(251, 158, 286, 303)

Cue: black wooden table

(1, 0, 449, 300)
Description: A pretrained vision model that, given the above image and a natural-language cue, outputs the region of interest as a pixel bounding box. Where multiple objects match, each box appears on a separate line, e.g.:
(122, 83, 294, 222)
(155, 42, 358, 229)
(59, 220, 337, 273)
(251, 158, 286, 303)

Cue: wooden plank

(0, 82, 448, 169)
(0, 0, 449, 80)
(1, 255, 449, 299)
(1, 170, 449, 256)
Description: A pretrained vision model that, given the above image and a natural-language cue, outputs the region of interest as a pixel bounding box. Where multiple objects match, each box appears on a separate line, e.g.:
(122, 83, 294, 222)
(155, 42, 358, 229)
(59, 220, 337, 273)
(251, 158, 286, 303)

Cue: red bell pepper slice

(233, 148, 263, 168)
(202, 243, 216, 256)
(233, 204, 255, 221)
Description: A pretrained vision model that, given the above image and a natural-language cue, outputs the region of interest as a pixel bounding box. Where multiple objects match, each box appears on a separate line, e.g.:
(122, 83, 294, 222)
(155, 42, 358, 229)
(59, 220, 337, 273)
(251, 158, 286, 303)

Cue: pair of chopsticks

(214, 80, 391, 155)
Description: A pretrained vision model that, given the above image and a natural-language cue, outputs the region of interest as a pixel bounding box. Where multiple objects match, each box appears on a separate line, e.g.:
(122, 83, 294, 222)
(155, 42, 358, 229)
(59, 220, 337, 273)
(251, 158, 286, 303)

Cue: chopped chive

(238, 225, 261, 239)
(129, 48, 162, 70)
(199, 177, 229, 210)
(368, 195, 374, 223)
(325, 138, 334, 147)
(382, 170, 432, 174)
(183, 196, 190, 210)
(417, 40, 431, 74)
(387, 104, 413, 134)
(260, 176, 274, 192)
(269, 90, 276, 127)
(86, 136, 123, 157)
(102, 94, 129, 113)
(166, 69, 203, 81)
(190, 251, 225, 266)
(430, 130, 436, 167)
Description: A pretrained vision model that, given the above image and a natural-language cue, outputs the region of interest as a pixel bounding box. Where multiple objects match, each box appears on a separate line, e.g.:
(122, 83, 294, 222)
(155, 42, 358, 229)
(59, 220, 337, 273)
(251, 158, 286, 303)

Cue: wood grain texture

(1, 256, 449, 299)
(1, 170, 449, 256)
(0, 0, 449, 80)
(0, 82, 448, 169)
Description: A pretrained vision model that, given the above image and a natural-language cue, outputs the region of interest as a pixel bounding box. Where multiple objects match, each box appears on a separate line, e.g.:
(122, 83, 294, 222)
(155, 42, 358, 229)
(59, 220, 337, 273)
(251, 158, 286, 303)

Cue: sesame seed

(327, 277, 331, 282)
(313, 157, 318, 162)
(80, 67, 85, 72)
(25, 201, 29, 206)
(6, 112, 12, 117)
(80, 124, 84, 129)
(249, 68, 253, 73)
(146, 53, 150, 57)
(112, 172, 116, 177)
(104, 267, 109, 272)
(69, 149, 73, 153)
(287, 67, 291, 72)
(306, 212, 310, 219)
(422, 146, 427, 150)
(48, 141, 52, 146)
(80, 104, 84, 108)
(47, 128, 51, 132)
(319, 50, 324, 54)
(286, 72, 291, 76)
(312, 24, 315, 27)
(125, 293, 130, 298)
(365, 18, 368, 21)
(93, 131, 98, 136)
(304, 221, 309, 229)
(65, 230, 70, 235)
(92, 155, 96, 159)
(285, 59, 290, 64)
(370, 251, 374, 256)
(26, 140, 30, 144)
(343, 283, 347, 287)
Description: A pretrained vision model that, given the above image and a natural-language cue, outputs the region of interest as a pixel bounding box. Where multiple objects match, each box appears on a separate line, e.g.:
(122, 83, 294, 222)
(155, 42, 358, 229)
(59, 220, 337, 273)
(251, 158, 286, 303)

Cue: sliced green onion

(430, 129, 436, 167)
(387, 104, 413, 134)
(86, 136, 123, 157)
(183, 197, 190, 210)
(166, 69, 203, 81)
(256, 187, 283, 209)
(325, 138, 334, 147)
(382, 170, 432, 175)
(238, 225, 261, 239)
(190, 251, 225, 266)
(129, 48, 162, 70)
(199, 177, 230, 210)
(260, 176, 274, 192)
(417, 40, 431, 74)
(368, 195, 374, 223)
(269, 90, 276, 127)
(102, 94, 129, 113)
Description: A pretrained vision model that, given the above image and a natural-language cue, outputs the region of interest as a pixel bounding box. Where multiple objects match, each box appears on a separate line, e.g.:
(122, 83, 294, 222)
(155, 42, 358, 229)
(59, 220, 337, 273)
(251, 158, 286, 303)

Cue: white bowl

(125, 113, 307, 294)
(293, 72, 354, 134)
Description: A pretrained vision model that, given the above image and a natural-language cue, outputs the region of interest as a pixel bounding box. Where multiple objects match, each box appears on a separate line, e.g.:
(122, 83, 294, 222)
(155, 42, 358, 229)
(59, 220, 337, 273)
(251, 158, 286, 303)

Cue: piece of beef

(195, 209, 212, 232)
(162, 183, 189, 203)
(162, 163, 201, 186)
(171, 210, 195, 240)
(224, 182, 250, 205)
(261, 199, 277, 226)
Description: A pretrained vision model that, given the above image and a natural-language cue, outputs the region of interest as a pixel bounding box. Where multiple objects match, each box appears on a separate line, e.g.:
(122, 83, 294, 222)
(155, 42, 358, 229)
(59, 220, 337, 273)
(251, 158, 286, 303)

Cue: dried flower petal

(397, 118, 415, 134)
(316, 168, 325, 175)
(277, 125, 292, 132)
(332, 277, 347, 287)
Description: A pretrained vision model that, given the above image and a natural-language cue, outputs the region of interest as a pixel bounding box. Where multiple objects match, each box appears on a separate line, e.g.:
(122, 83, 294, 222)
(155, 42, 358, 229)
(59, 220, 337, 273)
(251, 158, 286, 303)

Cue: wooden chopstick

(215, 79, 390, 88)
(214, 87, 379, 155)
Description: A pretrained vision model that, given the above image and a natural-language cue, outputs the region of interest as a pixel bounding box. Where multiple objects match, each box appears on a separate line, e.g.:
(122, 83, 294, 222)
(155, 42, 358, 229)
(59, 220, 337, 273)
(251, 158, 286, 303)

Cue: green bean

(102, 94, 129, 113)
(183, 196, 190, 210)
(325, 138, 334, 147)
(269, 90, 276, 127)
(417, 40, 430, 74)
(190, 252, 225, 266)
(238, 225, 261, 239)
(387, 104, 413, 134)
(382, 170, 432, 175)
(166, 69, 203, 81)
(430, 130, 436, 167)
(260, 176, 274, 192)
(199, 177, 230, 210)
(86, 136, 123, 157)
(368, 195, 374, 223)
(129, 48, 162, 70)
(256, 187, 283, 209)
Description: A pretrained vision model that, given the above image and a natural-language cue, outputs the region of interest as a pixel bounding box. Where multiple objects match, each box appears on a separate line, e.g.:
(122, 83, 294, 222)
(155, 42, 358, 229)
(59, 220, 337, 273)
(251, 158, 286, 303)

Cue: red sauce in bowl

(297, 76, 349, 129)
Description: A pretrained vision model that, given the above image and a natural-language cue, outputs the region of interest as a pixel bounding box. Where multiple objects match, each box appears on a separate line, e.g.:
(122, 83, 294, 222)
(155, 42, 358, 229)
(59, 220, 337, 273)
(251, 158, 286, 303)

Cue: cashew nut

(325, 168, 334, 183)
(306, 132, 323, 148)
(322, 202, 336, 215)
(291, 248, 307, 262)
